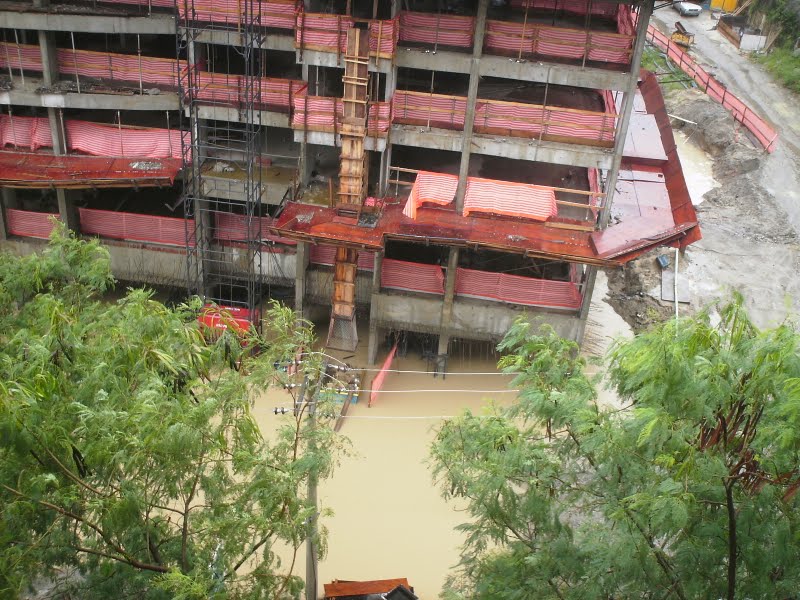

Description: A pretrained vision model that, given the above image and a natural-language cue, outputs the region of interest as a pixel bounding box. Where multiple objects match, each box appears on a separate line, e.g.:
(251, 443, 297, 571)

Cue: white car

(673, 2, 702, 16)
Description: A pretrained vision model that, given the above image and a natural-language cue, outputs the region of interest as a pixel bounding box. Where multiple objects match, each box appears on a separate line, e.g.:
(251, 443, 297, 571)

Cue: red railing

(295, 13, 398, 58)
(78, 208, 194, 247)
(194, 72, 307, 113)
(4, 209, 58, 239)
(644, 24, 777, 152)
(455, 267, 582, 310)
(291, 96, 391, 136)
(392, 90, 616, 145)
(509, 0, 620, 18)
(381, 258, 445, 295)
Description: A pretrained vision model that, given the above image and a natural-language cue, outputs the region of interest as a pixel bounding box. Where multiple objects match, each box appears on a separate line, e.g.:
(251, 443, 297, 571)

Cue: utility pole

(304, 364, 325, 600)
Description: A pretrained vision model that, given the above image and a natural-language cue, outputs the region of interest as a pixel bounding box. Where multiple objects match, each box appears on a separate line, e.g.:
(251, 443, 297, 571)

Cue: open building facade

(0, 0, 700, 363)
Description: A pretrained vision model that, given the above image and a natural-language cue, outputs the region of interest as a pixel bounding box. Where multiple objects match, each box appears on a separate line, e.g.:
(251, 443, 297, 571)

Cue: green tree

(431, 297, 800, 599)
(0, 226, 345, 599)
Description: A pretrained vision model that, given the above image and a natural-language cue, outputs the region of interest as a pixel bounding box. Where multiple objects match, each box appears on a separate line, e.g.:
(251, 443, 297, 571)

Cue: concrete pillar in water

(294, 241, 309, 319)
(437, 247, 460, 356)
(367, 251, 383, 365)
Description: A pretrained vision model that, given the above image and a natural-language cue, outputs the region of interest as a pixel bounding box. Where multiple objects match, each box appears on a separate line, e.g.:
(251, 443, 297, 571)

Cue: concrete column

(597, 0, 654, 229)
(574, 265, 597, 344)
(366, 251, 384, 365)
(294, 241, 309, 318)
(378, 143, 393, 196)
(37, 30, 59, 88)
(0, 188, 18, 241)
(436, 247, 460, 356)
(454, 0, 490, 213)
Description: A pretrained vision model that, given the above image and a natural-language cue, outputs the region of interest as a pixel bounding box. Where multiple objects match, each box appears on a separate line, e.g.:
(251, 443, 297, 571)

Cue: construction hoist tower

(177, 0, 265, 329)
(327, 26, 371, 351)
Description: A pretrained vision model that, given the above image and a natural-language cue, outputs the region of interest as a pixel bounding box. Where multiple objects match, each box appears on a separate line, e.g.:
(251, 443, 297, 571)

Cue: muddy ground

(603, 15, 800, 333)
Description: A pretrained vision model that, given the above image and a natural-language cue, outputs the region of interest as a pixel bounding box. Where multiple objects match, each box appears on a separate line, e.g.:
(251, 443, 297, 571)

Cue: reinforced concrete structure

(0, 0, 700, 364)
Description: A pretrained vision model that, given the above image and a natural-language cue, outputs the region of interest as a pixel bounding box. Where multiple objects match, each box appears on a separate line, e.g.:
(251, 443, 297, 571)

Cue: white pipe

(674, 247, 679, 321)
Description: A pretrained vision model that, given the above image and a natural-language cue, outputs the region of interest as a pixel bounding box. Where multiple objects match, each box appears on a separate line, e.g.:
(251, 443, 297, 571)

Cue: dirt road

(601, 8, 800, 331)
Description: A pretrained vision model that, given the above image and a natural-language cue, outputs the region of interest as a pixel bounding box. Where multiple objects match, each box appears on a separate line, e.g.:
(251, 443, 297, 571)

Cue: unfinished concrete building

(0, 0, 700, 364)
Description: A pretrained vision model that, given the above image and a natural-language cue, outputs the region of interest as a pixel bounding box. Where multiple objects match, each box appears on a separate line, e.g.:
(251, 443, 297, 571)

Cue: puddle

(673, 129, 718, 204)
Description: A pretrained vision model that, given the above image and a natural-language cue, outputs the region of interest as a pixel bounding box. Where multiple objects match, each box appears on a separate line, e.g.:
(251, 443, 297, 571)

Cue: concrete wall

(104, 242, 188, 286)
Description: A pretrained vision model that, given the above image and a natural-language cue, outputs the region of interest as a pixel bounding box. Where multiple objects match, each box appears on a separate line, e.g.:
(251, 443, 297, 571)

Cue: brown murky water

(251, 338, 515, 599)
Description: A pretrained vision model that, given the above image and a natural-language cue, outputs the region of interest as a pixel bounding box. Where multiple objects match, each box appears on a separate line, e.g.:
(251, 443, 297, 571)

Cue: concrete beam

(390, 125, 614, 170)
(292, 130, 386, 152)
(193, 29, 294, 52)
(195, 105, 290, 128)
(0, 82, 180, 111)
(0, 10, 174, 35)
(297, 49, 394, 74)
(396, 48, 630, 92)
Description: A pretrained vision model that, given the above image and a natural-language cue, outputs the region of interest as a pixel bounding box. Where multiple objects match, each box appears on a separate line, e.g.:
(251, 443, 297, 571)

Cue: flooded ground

(673, 129, 718, 204)
(251, 334, 515, 599)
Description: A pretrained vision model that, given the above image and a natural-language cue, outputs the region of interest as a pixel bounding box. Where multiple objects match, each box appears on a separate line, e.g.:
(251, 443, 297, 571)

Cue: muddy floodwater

(252, 336, 516, 599)
(673, 129, 718, 204)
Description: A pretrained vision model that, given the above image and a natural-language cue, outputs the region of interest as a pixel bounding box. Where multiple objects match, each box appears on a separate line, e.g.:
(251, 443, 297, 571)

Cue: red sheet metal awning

(0, 152, 182, 188)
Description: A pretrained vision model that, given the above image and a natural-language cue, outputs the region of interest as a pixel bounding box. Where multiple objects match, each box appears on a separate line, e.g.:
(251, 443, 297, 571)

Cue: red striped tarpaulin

(402, 171, 459, 219)
(398, 11, 474, 48)
(0, 115, 186, 159)
(291, 96, 391, 135)
(643, 22, 777, 152)
(0, 42, 42, 72)
(392, 91, 466, 130)
(4, 209, 58, 239)
(381, 258, 445, 295)
(78, 208, 195, 247)
(179, 0, 299, 29)
(308, 244, 375, 270)
(484, 20, 632, 64)
(195, 72, 307, 112)
(474, 99, 616, 143)
(213, 211, 297, 245)
(455, 267, 582, 309)
(463, 177, 557, 221)
(509, 0, 619, 17)
(369, 340, 398, 408)
(295, 13, 397, 56)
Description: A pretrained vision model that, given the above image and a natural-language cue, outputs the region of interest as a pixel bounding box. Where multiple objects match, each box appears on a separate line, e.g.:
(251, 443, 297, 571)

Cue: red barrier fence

(295, 13, 398, 58)
(369, 340, 398, 408)
(4, 209, 58, 239)
(455, 267, 582, 309)
(309, 244, 375, 270)
(194, 72, 306, 113)
(212, 211, 297, 245)
(78, 208, 194, 246)
(0, 114, 186, 160)
(291, 96, 391, 136)
(381, 258, 445, 295)
(509, 0, 619, 18)
(484, 19, 633, 64)
(644, 24, 777, 152)
(398, 11, 475, 48)
(179, 0, 299, 29)
(402, 171, 459, 219)
(391, 90, 616, 145)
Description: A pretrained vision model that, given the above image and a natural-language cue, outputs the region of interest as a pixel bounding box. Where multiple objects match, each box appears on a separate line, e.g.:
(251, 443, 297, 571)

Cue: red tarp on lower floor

(0, 152, 182, 188)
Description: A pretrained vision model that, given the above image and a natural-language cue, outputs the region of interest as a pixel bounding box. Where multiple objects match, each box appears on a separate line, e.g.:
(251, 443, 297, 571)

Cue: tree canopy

(431, 298, 800, 599)
(0, 226, 343, 599)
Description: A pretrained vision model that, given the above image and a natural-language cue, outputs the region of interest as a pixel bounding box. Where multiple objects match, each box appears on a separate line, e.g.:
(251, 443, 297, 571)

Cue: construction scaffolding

(176, 0, 265, 327)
